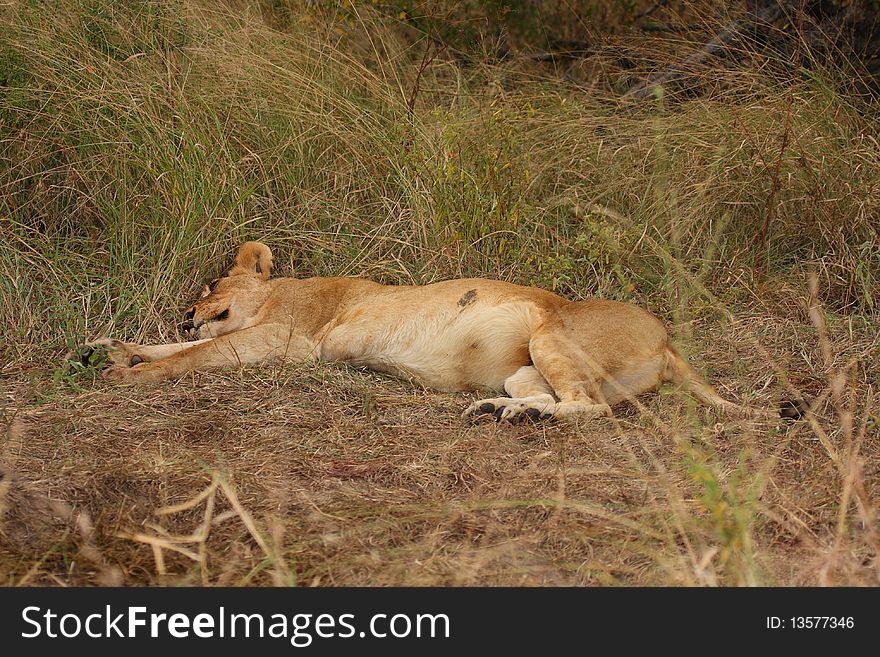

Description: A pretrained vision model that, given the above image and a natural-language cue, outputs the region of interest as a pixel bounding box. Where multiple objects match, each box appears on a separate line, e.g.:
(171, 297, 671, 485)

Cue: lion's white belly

(319, 296, 547, 391)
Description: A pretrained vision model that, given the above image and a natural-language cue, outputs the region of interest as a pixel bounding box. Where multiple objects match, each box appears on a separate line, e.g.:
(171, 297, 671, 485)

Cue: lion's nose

(180, 308, 196, 332)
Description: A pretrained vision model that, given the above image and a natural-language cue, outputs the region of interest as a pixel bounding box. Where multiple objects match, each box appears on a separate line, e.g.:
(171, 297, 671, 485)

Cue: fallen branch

(623, 1, 786, 102)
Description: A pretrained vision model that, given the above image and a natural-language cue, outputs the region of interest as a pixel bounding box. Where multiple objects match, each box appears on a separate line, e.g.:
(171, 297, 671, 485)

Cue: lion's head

(181, 241, 274, 340)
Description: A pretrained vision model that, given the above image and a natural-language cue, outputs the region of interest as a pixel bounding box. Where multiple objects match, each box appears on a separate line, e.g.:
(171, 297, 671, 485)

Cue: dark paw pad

(504, 408, 545, 425)
(475, 403, 496, 416)
(779, 398, 808, 421)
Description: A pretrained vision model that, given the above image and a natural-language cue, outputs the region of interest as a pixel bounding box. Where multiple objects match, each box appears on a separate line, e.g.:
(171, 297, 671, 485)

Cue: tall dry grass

(1, 0, 877, 364)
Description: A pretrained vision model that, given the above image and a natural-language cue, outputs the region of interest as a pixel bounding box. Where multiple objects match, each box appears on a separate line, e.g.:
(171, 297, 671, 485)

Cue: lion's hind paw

(463, 395, 556, 424)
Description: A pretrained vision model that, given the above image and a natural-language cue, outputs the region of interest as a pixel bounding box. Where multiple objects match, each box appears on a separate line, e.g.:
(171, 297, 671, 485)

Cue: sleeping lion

(72, 241, 771, 423)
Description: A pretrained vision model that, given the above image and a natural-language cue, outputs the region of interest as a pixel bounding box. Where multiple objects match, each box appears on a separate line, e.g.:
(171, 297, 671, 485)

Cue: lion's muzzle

(180, 308, 198, 340)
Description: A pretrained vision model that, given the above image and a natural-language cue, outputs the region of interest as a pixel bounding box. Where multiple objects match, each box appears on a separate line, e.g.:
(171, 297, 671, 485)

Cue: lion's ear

(230, 241, 273, 280)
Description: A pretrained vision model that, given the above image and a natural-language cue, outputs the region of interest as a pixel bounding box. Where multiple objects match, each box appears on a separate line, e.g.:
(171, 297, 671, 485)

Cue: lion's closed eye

(200, 279, 221, 299)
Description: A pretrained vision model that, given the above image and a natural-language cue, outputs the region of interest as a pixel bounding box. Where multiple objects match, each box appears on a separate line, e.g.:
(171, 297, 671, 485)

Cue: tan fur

(75, 241, 749, 421)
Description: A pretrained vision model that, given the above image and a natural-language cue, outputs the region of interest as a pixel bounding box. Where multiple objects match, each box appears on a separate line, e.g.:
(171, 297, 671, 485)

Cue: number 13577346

(766, 617, 854, 629)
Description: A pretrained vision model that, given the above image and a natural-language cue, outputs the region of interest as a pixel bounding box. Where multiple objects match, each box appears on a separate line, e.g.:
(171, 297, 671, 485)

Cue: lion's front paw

(66, 339, 146, 370)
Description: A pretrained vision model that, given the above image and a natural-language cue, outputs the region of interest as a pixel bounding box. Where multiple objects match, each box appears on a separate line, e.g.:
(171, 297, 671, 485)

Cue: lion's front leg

(103, 324, 317, 383)
(68, 337, 214, 369)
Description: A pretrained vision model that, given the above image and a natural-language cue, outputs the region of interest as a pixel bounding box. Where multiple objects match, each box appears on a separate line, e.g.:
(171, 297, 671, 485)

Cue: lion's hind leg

(463, 365, 557, 423)
(526, 336, 615, 421)
(522, 300, 680, 422)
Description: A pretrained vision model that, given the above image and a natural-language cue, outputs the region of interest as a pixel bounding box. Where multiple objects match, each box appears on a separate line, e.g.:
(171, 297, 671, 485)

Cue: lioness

(74, 241, 749, 422)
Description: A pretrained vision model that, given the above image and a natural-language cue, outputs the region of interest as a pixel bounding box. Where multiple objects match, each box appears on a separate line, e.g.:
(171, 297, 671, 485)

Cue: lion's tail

(662, 345, 775, 419)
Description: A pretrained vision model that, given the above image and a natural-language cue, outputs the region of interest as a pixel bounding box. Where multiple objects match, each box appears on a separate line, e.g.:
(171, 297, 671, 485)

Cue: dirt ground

(1, 301, 877, 587)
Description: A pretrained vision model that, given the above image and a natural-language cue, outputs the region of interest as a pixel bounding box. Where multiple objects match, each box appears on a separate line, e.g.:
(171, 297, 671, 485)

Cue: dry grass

(2, 291, 877, 586)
